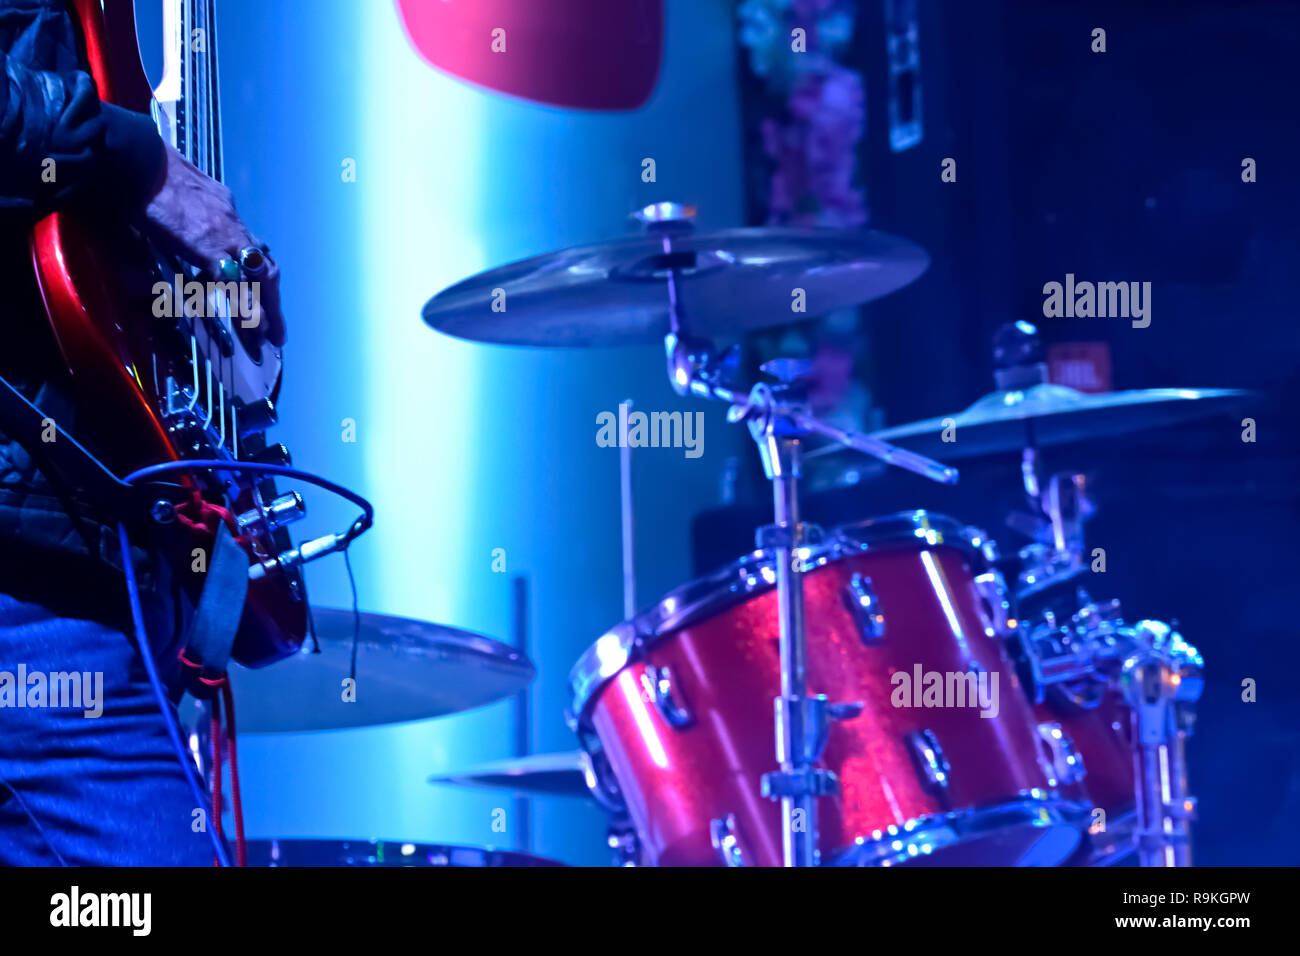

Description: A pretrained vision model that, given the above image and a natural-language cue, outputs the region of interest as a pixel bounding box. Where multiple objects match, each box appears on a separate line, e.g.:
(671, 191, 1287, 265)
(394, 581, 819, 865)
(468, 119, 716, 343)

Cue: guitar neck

(156, 0, 224, 182)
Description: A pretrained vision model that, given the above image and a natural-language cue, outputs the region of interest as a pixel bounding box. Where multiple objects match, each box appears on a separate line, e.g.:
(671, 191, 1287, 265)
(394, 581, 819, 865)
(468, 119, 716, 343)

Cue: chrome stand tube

(765, 436, 817, 868)
(1122, 624, 1202, 867)
(1127, 660, 1196, 866)
(748, 410, 842, 866)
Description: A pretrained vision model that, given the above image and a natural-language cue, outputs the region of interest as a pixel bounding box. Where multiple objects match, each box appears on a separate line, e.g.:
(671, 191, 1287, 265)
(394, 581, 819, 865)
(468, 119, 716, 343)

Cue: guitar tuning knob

(251, 442, 292, 467)
(236, 398, 278, 438)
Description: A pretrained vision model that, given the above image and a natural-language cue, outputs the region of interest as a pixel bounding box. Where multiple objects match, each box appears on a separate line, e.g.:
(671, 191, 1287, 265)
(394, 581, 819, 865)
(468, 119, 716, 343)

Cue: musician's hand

(139, 143, 285, 347)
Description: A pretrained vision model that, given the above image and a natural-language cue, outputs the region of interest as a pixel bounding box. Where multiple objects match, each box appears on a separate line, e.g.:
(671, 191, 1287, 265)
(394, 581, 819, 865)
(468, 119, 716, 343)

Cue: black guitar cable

(119, 459, 374, 866)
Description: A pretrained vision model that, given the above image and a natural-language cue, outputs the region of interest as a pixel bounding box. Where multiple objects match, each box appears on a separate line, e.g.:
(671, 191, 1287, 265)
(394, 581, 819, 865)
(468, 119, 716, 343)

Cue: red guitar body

(29, 0, 306, 667)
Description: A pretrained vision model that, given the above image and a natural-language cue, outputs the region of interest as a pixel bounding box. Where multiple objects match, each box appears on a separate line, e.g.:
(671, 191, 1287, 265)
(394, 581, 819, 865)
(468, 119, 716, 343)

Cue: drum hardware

(1017, 604, 1204, 865)
(905, 730, 952, 797)
(1015, 542, 1092, 603)
(608, 818, 643, 867)
(1036, 722, 1089, 788)
(999, 326, 1099, 601)
(973, 569, 1016, 639)
(1121, 621, 1203, 867)
(828, 795, 1085, 868)
(733, 376, 950, 868)
(1083, 810, 1140, 866)
(619, 398, 638, 620)
(644, 664, 693, 727)
(1008, 467, 1099, 631)
(710, 814, 747, 867)
(1019, 595, 1127, 700)
(843, 574, 886, 642)
(1013, 464, 1091, 575)
(574, 733, 632, 818)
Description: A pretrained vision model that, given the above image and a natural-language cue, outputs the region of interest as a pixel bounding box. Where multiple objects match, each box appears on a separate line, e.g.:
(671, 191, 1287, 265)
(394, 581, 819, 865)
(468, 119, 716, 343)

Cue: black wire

(115, 458, 374, 866)
(344, 547, 360, 683)
(117, 521, 232, 867)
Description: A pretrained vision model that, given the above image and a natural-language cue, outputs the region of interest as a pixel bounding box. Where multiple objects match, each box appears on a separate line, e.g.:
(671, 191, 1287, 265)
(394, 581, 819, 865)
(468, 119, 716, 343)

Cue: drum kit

(223, 203, 1247, 867)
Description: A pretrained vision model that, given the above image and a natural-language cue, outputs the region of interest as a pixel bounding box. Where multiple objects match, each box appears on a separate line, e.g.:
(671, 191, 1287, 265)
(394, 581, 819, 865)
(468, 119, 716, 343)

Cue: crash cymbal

(423, 227, 929, 348)
(428, 751, 595, 800)
(867, 385, 1254, 460)
(224, 609, 534, 733)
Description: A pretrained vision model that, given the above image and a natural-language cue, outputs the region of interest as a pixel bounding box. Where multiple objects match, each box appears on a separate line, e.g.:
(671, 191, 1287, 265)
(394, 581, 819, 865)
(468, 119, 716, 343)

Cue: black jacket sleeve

(0, 50, 165, 216)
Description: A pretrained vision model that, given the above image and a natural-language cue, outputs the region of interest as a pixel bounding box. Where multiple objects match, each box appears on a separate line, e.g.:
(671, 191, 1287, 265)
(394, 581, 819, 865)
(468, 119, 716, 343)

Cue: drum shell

(584, 539, 1058, 866)
(1036, 687, 1136, 817)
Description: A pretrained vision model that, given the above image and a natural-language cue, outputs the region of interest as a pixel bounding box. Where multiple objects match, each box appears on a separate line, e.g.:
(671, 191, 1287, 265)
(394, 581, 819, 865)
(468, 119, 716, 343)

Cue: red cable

(166, 489, 252, 867)
(210, 698, 224, 868)
(221, 680, 247, 867)
(169, 489, 251, 866)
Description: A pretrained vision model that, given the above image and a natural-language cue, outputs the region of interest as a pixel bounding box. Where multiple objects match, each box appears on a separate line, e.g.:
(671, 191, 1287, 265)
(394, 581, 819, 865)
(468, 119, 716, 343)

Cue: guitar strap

(0, 372, 247, 690)
(177, 521, 249, 698)
(0, 373, 187, 528)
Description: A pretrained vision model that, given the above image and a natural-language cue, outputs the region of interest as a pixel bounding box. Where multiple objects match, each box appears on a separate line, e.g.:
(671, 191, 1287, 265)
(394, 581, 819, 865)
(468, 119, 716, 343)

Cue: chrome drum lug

(906, 729, 951, 797)
(843, 573, 885, 643)
(710, 814, 746, 867)
(643, 664, 692, 728)
(1037, 721, 1088, 787)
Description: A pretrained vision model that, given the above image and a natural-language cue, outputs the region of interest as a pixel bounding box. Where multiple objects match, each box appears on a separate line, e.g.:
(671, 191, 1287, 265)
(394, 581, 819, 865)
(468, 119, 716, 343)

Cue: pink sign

(395, 0, 663, 111)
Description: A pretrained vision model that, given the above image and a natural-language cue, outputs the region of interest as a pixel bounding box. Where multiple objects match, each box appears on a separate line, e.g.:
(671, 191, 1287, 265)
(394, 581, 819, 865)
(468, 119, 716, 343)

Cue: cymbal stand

(1014, 446, 1093, 597)
(1121, 622, 1204, 866)
(640, 202, 958, 866)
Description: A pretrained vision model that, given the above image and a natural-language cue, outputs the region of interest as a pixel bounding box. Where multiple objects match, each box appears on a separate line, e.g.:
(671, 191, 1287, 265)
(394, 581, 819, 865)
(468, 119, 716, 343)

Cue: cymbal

(428, 751, 594, 799)
(868, 385, 1254, 460)
(225, 609, 534, 733)
(423, 228, 929, 348)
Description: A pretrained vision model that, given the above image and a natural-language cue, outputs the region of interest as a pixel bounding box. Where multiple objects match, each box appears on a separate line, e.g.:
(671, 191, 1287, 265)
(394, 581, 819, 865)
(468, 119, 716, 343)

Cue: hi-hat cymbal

(428, 751, 595, 800)
(224, 609, 534, 733)
(867, 384, 1254, 460)
(423, 227, 929, 348)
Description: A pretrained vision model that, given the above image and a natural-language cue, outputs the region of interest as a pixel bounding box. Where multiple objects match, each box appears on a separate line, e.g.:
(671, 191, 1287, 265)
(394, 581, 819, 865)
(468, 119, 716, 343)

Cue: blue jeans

(0, 554, 213, 866)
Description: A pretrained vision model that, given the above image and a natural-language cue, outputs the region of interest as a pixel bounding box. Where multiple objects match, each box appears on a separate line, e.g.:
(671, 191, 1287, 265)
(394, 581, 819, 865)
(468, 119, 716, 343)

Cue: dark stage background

(698, 0, 1299, 865)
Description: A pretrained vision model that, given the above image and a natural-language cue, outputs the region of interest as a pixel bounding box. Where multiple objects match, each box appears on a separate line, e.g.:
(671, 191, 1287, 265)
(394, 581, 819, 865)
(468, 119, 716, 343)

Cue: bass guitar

(29, 0, 307, 667)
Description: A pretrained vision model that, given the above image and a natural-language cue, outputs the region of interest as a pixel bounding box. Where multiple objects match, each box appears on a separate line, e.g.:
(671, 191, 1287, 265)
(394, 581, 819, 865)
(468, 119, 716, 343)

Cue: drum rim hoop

(825, 792, 1090, 867)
